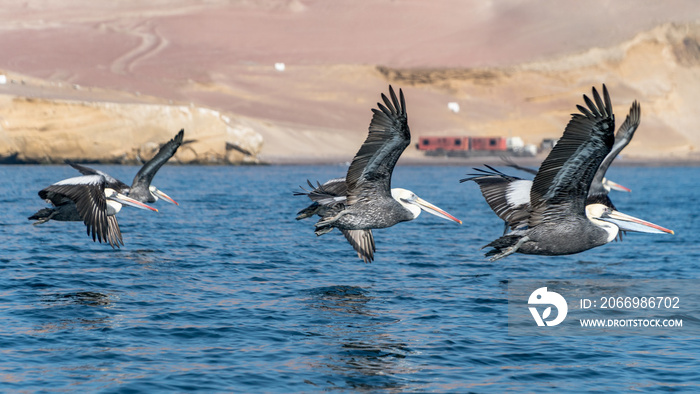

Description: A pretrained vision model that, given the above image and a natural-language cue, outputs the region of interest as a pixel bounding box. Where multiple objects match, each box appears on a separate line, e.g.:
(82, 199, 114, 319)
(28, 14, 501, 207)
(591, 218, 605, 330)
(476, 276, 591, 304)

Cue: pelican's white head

(148, 185, 179, 205)
(104, 188, 123, 215)
(586, 203, 674, 243)
(391, 188, 462, 224)
(585, 203, 619, 243)
(391, 188, 421, 219)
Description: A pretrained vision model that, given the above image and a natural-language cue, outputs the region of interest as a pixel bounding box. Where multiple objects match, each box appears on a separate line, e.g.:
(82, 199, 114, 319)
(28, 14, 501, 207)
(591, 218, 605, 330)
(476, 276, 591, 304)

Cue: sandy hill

(0, 1, 698, 164)
(379, 23, 700, 162)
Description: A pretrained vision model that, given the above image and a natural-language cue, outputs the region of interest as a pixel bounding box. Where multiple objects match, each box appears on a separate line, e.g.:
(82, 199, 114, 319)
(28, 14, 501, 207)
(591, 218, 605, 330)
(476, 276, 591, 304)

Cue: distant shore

(1, 3, 700, 170)
(7, 155, 695, 167)
(251, 151, 700, 166)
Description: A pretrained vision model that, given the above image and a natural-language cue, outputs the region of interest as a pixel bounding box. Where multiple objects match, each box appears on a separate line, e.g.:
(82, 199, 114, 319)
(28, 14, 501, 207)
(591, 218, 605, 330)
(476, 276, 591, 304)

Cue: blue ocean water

(1, 164, 699, 392)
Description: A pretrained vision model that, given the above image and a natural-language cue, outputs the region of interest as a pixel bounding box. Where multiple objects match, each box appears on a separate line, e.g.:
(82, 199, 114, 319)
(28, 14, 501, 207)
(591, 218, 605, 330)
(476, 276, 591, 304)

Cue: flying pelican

(586, 100, 640, 207)
(29, 175, 158, 248)
(66, 129, 184, 205)
(296, 86, 462, 263)
(463, 85, 672, 261)
(462, 99, 642, 234)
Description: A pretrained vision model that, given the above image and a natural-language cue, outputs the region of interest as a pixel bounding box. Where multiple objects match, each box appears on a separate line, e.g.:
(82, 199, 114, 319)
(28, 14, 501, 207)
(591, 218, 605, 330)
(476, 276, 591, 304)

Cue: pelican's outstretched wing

(295, 177, 348, 206)
(529, 85, 615, 226)
(105, 215, 124, 248)
(501, 156, 538, 176)
(294, 178, 348, 220)
(130, 129, 184, 200)
(345, 86, 410, 205)
(341, 229, 376, 263)
(588, 101, 640, 198)
(66, 160, 129, 192)
(461, 166, 532, 231)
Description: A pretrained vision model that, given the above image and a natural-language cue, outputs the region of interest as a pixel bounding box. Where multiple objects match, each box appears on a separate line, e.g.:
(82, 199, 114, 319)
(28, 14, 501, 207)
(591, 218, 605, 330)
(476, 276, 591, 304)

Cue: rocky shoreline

(0, 94, 263, 165)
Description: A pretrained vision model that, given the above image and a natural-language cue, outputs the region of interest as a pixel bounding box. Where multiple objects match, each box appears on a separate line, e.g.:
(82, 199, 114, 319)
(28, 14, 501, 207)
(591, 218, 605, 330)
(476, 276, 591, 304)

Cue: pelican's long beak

(600, 210, 673, 234)
(155, 188, 179, 206)
(604, 179, 631, 192)
(413, 197, 462, 224)
(113, 193, 159, 212)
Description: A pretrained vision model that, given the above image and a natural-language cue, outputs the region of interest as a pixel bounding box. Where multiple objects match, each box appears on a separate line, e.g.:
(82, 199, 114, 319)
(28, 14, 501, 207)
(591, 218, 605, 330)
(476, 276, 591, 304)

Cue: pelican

(463, 85, 672, 261)
(462, 99, 643, 234)
(66, 129, 184, 205)
(29, 175, 158, 248)
(296, 86, 462, 263)
(587, 100, 639, 207)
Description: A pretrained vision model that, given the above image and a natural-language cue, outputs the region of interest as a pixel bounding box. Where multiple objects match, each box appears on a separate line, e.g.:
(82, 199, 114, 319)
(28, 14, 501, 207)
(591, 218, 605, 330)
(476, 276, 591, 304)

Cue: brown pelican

(66, 129, 184, 205)
(465, 162, 673, 240)
(463, 99, 642, 234)
(29, 175, 158, 248)
(296, 86, 462, 263)
(463, 85, 672, 261)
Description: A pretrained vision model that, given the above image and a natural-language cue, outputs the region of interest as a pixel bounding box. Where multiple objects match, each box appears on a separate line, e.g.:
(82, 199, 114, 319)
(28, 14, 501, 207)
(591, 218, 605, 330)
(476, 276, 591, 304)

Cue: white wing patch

(54, 175, 103, 186)
(506, 180, 532, 206)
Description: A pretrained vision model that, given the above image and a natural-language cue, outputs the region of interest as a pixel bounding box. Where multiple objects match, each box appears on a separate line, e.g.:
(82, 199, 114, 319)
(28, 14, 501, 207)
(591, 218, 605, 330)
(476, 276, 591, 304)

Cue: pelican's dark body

(28, 202, 82, 223)
(298, 176, 414, 231)
(322, 198, 414, 231)
(487, 219, 610, 256)
(29, 190, 83, 223)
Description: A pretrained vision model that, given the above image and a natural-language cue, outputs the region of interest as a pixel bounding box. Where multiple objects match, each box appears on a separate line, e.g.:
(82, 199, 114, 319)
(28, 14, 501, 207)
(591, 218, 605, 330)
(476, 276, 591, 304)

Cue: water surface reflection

(303, 285, 419, 391)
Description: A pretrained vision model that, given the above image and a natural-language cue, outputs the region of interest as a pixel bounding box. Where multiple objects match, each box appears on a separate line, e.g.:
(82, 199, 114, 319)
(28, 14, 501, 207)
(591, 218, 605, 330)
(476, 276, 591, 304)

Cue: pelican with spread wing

(464, 86, 672, 261)
(296, 86, 461, 263)
(29, 175, 158, 248)
(463, 99, 642, 234)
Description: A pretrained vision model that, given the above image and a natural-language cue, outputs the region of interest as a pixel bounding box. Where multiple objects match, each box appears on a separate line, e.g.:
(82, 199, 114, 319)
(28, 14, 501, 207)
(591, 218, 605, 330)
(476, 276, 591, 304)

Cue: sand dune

(0, 1, 699, 163)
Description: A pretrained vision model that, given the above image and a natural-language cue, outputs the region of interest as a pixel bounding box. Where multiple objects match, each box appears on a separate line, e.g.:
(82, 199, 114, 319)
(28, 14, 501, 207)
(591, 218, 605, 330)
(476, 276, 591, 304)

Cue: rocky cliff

(2, 20, 700, 164)
(0, 91, 263, 164)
